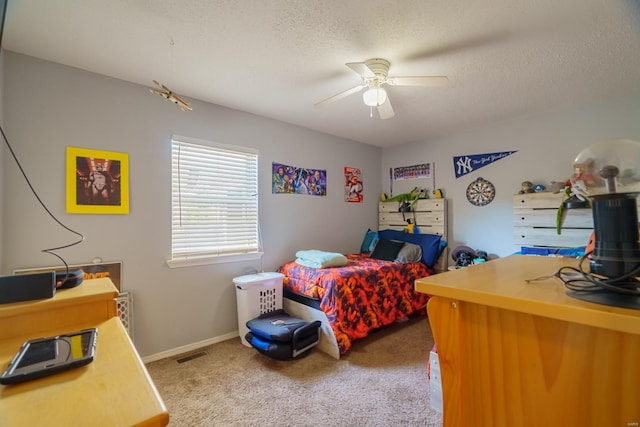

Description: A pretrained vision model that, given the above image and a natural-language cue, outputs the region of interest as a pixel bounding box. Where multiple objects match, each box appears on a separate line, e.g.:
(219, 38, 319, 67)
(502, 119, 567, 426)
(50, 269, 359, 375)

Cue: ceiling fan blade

(386, 76, 449, 87)
(346, 62, 375, 78)
(404, 31, 510, 62)
(314, 84, 366, 108)
(377, 98, 395, 120)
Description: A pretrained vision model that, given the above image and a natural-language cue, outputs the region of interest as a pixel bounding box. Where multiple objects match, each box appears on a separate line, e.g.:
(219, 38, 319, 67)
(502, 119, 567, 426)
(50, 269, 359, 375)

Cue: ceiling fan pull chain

(370, 106, 374, 118)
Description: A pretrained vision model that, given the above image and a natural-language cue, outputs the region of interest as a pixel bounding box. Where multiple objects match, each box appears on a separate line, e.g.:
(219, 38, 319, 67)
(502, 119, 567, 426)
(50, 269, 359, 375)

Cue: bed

(279, 199, 448, 359)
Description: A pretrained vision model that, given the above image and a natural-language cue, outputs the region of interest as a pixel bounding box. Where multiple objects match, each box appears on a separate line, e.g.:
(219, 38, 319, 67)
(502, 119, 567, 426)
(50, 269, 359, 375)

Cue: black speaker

(0, 272, 56, 304)
(589, 194, 640, 279)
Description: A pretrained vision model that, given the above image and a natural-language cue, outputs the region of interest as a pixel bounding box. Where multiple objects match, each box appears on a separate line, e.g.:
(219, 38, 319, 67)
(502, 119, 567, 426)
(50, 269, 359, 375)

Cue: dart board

(466, 177, 495, 206)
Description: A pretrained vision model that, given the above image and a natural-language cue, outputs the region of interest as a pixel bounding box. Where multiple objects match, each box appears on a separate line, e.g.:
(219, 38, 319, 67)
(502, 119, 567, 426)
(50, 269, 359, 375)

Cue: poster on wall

(393, 163, 431, 180)
(66, 147, 129, 214)
(453, 151, 517, 178)
(344, 167, 363, 203)
(272, 162, 326, 196)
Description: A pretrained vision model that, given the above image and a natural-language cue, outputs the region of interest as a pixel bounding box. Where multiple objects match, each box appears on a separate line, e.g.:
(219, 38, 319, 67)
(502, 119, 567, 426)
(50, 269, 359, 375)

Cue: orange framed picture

(66, 147, 129, 214)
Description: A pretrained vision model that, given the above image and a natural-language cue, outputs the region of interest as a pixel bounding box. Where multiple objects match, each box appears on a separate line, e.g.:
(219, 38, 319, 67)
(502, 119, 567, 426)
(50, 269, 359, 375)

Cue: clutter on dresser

(450, 246, 489, 268)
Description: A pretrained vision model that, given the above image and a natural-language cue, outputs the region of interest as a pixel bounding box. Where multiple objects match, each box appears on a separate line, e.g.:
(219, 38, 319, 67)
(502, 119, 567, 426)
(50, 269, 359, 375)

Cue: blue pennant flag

(453, 151, 517, 179)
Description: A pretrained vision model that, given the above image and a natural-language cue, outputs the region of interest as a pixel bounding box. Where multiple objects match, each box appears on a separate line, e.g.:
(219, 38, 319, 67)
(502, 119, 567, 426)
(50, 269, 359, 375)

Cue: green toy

(556, 185, 591, 235)
(381, 187, 423, 210)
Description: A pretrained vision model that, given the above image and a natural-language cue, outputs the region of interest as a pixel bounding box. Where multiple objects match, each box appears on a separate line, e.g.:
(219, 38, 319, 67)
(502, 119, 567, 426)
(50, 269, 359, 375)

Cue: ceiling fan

(314, 58, 448, 119)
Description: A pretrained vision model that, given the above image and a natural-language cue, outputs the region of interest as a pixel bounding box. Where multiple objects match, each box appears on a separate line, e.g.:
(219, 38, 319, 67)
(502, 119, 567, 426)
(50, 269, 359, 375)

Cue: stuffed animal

(548, 181, 567, 193)
(518, 181, 535, 194)
(572, 158, 599, 188)
(405, 219, 419, 234)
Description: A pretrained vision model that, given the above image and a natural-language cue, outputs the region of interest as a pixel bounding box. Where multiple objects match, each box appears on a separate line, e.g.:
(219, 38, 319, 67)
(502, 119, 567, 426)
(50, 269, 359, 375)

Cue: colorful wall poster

(272, 162, 326, 196)
(344, 167, 363, 203)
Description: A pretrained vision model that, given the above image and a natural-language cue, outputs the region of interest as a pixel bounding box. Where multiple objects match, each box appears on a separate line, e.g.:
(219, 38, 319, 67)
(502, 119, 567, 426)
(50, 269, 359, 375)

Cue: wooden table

(415, 255, 640, 427)
(0, 279, 169, 426)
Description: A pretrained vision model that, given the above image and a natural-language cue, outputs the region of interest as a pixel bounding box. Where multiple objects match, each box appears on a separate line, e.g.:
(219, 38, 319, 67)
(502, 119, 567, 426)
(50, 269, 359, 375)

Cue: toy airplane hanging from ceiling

(148, 80, 192, 111)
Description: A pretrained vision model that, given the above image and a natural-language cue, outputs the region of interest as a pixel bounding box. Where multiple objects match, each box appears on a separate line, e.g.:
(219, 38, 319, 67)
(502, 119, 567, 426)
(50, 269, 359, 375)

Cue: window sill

(166, 252, 264, 269)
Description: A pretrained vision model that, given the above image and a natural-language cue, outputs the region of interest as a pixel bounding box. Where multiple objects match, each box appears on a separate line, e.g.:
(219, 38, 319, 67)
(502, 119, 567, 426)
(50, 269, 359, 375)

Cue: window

(168, 135, 260, 267)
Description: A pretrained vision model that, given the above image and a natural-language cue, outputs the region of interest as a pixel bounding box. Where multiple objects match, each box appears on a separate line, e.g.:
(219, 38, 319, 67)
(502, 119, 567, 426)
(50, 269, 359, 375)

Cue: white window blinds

(171, 136, 259, 260)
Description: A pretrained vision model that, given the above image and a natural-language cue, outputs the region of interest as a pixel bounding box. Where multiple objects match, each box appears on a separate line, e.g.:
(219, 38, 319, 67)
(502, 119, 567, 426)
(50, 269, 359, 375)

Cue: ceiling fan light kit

(315, 58, 448, 120)
(363, 87, 387, 107)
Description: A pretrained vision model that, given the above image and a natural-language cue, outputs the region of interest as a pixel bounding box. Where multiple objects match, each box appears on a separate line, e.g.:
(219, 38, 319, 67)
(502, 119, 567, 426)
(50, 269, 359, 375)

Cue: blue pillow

(378, 229, 442, 267)
(360, 229, 379, 253)
(439, 239, 448, 254)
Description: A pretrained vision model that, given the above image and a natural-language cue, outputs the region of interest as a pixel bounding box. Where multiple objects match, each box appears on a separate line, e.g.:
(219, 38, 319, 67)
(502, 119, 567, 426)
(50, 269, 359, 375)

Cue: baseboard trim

(141, 331, 239, 363)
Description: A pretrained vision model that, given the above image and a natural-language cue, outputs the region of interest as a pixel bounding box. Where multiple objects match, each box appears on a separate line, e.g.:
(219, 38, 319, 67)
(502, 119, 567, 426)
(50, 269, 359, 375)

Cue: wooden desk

(0, 279, 169, 427)
(416, 255, 640, 427)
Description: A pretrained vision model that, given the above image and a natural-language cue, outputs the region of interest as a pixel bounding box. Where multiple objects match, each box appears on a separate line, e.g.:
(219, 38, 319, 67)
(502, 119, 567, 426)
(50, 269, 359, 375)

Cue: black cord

(556, 252, 640, 296)
(0, 124, 84, 283)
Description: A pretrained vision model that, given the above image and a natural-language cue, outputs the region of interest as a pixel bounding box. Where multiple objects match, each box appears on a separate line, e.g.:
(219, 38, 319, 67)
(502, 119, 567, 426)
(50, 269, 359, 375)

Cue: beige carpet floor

(146, 315, 443, 427)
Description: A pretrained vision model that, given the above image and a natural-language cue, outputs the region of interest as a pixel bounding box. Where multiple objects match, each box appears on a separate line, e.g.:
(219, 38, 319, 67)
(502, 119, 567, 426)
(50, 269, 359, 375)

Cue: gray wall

(2, 52, 381, 357)
(5, 50, 640, 359)
(383, 90, 640, 257)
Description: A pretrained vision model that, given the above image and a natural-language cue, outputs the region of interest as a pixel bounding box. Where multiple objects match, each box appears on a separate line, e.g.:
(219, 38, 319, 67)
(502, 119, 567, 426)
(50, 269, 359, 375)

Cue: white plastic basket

(116, 291, 133, 339)
(233, 272, 283, 347)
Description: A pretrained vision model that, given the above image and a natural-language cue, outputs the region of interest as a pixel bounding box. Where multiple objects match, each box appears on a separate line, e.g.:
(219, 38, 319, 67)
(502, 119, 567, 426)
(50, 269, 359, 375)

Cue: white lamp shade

(362, 87, 387, 107)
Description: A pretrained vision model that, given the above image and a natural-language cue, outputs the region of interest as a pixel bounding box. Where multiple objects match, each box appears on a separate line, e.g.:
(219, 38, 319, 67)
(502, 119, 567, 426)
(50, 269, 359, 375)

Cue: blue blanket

(295, 250, 348, 268)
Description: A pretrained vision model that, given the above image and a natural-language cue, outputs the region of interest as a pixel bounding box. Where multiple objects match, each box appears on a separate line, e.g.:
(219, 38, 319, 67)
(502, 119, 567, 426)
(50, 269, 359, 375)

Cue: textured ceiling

(4, 0, 640, 147)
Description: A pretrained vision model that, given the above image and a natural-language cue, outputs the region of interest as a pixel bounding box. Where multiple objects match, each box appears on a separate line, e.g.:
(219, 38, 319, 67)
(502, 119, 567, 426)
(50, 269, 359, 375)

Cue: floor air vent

(176, 351, 208, 364)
